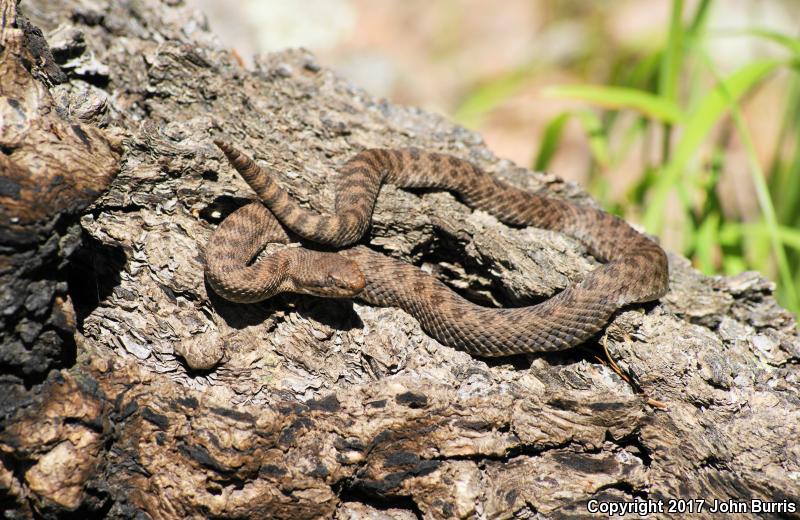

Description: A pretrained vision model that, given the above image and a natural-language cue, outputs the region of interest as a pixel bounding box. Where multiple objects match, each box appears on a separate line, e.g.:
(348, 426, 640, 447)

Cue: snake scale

(206, 140, 669, 357)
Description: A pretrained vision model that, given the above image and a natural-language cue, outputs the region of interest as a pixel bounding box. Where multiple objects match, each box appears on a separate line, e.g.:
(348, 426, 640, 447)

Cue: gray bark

(1, 0, 798, 518)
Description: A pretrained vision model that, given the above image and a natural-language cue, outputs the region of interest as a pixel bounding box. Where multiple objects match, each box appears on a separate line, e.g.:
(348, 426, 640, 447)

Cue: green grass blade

(574, 110, 611, 168)
(773, 77, 800, 226)
(719, 222, 742, 246)
(542, 85, 685, 123)
(454, 67, 535, 127)
(533, 110, 611, 171)
(623, 50, 662, 90)
(740, 224, 800, 252)
(720, 28, 800, 56)
(659, 0, 685, 102)
(780, 145, 800, 224)
(643, 59, 781, 232)
(712, 61, 800, 313)
(533, 113, 571, 170)
(686, 0, 713, 43)
(774, 226, 800, 251)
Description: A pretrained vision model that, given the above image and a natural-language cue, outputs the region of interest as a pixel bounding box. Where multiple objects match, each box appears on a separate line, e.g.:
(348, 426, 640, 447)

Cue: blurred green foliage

(455, 0, 800, 317)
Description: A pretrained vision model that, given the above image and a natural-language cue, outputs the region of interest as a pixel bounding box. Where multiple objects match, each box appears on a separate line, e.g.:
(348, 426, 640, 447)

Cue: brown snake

(206, 141, 669, 357)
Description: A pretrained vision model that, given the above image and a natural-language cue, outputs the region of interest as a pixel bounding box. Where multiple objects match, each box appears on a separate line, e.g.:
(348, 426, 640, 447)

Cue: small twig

(602, 335, 632, 385)
(602, 335, 669, 411)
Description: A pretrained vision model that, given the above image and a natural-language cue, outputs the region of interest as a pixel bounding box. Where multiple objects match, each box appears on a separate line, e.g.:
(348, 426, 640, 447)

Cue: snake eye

(327, 268, 365, 293)
(327, 274, 343, 288)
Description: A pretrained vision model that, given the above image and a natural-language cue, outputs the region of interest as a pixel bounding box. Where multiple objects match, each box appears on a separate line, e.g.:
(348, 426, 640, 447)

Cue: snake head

(296, 254, 366, 298)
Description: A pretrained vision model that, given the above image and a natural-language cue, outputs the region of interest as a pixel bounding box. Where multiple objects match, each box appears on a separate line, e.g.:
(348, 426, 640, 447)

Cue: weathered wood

(0, 0, 121, 385)
(1, 1, 798, 518)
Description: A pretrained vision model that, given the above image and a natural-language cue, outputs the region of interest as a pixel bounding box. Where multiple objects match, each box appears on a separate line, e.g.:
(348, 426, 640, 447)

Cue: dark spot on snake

(175, 396, 198, 409)
(395, 391, 428, 408)
(366, 398, 387, 408)
(307, 394, 340, 412)
(0, 176, 22, 199)
(155, 432, 166, 446)
(342, 165, 372, 180)
(386, 148, 402, 171)
(357, 150, 381, 171)
(141, 406, 169, 429)
(71, 124, 91, 147)
(368, 149, 387, 168)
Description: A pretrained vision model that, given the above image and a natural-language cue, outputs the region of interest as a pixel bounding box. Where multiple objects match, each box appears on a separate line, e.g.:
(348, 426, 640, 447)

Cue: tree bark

(1, 1, 798, 519)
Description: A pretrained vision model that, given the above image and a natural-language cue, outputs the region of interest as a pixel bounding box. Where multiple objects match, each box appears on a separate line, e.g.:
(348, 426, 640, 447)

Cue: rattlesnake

(205, 141, 669, 357)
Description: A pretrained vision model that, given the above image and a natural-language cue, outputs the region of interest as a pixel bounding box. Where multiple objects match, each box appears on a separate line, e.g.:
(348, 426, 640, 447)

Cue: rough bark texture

(1, 1, 798, 519)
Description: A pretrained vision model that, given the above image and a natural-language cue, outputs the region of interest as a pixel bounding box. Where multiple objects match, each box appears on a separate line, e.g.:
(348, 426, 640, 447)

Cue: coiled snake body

(206, 141, 669, 357)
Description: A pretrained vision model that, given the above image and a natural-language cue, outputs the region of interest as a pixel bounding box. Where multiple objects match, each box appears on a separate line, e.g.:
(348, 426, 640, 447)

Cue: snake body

(206, 141, 669, 357)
